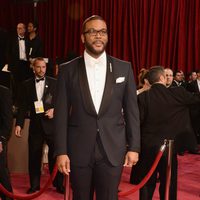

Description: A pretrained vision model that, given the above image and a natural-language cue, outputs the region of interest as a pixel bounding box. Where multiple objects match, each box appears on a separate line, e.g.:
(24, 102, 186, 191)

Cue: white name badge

(34, 101, 44, 114)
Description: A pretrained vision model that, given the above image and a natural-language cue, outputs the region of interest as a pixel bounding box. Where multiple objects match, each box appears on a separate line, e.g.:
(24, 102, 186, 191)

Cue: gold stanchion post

(165, 139, 174, 200)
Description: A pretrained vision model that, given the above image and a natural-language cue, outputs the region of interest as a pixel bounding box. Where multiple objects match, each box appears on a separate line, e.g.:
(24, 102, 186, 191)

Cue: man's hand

(123, 151, 139, 167)
(45, 108, 54, 119)
(56, 155, 71, 175)
(15, 125, 22, 137)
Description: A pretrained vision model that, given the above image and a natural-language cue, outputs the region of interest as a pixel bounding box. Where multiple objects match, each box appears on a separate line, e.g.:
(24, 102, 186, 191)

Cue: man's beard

(85, 40, 107, 57)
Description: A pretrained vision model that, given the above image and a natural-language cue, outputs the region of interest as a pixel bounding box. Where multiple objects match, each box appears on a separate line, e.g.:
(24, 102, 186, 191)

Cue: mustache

(92, 40, 104, 45)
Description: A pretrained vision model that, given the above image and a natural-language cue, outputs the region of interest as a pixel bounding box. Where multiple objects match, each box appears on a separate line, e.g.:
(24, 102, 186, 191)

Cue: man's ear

(81, 34, 85, 44)
(160, 75, 166, 84)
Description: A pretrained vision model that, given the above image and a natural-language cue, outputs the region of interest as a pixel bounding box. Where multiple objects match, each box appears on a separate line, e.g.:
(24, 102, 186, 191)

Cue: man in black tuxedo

(54, 15, 140, 200)
(27, 22, 43, 59)
(171, 70, 187, 88)
(7, 23, 31, 81)
(0, 85, 13, 200)
(7, 23, 33, 106)
(130, 66, 200, 200)
(14, 57, 63, 194)
(187, 69, 200, 144)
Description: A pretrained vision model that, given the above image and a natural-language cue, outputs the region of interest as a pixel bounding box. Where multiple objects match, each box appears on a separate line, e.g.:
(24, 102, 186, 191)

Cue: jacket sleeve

(123, 63, 141, 153)
(54, 65, 69, 156)
(0, 87, 13, 142)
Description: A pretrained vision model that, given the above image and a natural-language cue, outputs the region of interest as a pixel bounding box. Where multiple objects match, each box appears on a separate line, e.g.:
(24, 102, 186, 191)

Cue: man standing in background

(27, 21, 43, 60)
(7, 23, 32, 106)
(14, 57, 64, 194)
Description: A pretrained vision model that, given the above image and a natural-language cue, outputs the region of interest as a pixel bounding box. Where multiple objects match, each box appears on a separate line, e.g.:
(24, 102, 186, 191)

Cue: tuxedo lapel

(42, 77, 49, 101)
(31, 79, 38, 101)
(98, 55, 114, 117)
(78, 57, 97, 116)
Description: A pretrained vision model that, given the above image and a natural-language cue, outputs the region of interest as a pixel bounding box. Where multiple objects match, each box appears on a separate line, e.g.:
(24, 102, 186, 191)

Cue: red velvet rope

(0, 143, 166, 199)
(0, 164, 58, 200)
(118, 144, 166, 197)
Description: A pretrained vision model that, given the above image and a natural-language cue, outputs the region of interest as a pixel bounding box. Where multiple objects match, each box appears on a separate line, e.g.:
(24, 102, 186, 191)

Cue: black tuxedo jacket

(54, 55, 140, 167)
(7, 34, 29, 72)
(186, 80, 200, 136)
(138, 83, 200, 149)
(187, 80, 200, 93)
(0, 85, 13, 143)
(27, 35, 43, 59)
(16, 76, 56, 135)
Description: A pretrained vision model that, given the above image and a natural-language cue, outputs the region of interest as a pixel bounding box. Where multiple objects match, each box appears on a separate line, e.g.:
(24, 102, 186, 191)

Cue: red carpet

(9, 153, 200, 200)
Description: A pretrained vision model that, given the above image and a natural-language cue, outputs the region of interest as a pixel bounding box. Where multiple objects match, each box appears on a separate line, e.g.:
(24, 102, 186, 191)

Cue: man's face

(81, 19, 108, 58)
(174, 72, 182, 82)
(33, 60, 46, 78)
(27, 23, 36, 33)
(164, 69, 173, 86)
(191, 72, 197, 81)
(17, 23, 26, 37)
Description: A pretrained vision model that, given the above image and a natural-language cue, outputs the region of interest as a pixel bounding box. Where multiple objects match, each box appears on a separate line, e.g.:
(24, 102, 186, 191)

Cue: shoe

(27, 187, 40, 194)
(56, 186, 65, 194)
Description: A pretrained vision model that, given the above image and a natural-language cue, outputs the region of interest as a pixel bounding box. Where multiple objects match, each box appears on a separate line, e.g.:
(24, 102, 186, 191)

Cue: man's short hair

(196, 69, 200, 74)
(173, 70, 182, 77)
(29, 21, 38, 29)
(147, 66, 165, 85)
(82, 15, 106, 33)
(33, 57, 46, 66)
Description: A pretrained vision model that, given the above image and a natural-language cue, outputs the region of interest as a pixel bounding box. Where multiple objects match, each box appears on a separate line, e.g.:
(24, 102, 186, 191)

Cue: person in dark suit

(27, 22, 43, 60)
(171, 70, 187, 88)
(187, 69, 200, 144)
(0, 27, 8, 70)
(54, 15, 140, 200)
(0, 85, 13, 200)
(7, 23, 33, 106)
(14, 57, 64, 194)
(130, 66, 200, 200)
(7, 23, 32, 81)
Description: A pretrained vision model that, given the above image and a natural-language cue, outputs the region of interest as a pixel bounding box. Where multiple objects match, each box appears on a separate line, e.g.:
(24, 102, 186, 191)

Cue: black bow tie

(36, 77, 45, 83)
(19, 37, 25, 40)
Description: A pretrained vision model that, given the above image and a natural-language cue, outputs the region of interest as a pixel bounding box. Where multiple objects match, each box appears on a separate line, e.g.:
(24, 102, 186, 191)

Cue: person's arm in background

(0, 86, 13, 152)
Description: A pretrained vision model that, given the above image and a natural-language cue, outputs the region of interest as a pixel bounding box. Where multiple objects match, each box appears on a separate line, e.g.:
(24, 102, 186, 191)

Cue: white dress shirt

(197, 79, 200, 92)
(18, 36, 27, 61)
(84, 51, 107, 113)
(35, 77, 45, 101)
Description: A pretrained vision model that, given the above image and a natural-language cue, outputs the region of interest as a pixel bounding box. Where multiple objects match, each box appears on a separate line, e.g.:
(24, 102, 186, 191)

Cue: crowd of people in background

(136, 67, 200, 152)
(0, 16, 200, 200)
(131, 66, 200, 200)
(0, 22, 65, 200)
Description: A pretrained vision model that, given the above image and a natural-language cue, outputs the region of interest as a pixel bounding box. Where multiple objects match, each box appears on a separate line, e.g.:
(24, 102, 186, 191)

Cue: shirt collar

(84, 50, 106, 67)
(18, 35, 25, 39)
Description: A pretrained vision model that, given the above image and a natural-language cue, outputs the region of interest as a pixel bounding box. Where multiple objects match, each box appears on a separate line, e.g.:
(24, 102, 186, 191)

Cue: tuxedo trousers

(0, 145, 13, 200)
(70, 134, 124, 200)
(28, 125, 63, 190)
